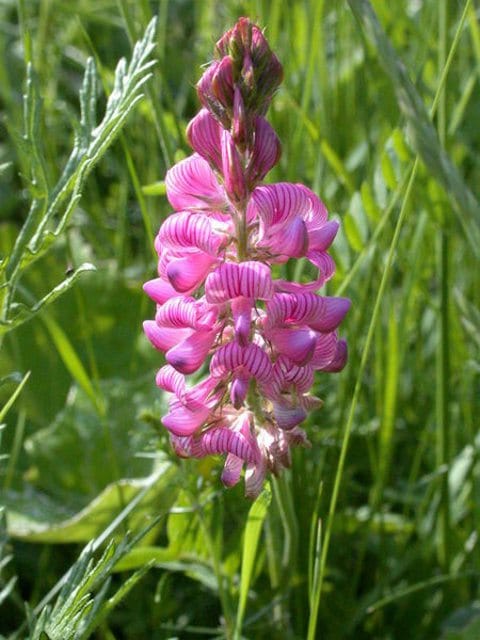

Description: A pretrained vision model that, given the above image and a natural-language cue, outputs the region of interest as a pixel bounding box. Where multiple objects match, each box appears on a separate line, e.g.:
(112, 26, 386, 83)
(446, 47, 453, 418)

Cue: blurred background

(0, 1, 479, 638)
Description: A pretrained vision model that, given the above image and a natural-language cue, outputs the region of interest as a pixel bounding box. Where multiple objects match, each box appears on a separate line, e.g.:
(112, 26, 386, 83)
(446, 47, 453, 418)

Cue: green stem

(436, 0, 451, 571)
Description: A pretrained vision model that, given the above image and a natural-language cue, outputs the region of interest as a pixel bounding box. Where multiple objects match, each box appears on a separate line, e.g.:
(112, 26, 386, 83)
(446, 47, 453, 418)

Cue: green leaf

(6, 463, 176, 543)
(0, 263, 96, 337)
(234, 484, 271, 639)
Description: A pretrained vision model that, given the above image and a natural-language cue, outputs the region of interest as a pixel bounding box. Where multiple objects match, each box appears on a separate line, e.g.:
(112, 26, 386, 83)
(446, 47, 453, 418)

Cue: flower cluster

(144, 18, 350, 498)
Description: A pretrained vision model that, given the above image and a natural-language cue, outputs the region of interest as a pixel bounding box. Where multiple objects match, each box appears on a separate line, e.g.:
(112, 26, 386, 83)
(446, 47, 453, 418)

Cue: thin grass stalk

(436, 0, 451, 572)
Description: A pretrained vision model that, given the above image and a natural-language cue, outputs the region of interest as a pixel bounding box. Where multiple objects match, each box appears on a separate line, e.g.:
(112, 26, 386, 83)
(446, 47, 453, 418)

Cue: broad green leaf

(6, 463, 176, 543)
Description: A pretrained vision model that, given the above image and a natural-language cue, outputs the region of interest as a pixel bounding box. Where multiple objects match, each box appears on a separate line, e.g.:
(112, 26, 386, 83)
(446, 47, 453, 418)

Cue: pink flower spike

(166, 329, 217, 374)
(205, 261, 273, 303)
(165, 154, 225, 211)
(166, 252, 217, 293)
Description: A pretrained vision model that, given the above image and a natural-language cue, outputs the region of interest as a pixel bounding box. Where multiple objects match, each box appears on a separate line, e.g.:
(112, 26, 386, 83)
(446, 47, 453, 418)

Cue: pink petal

(306, 250, 336, 284)
(273, 400, 307, 430)
(143, 320, 192, 351)
(165, 154, 225, 211)
(195, 426, 257, 462)
(143, 278, 184, 304)
(166, 252, 217, 292)
(319, 338, 348, 372)
(159, 212, 228, 256)
(252, 183, 310, 229)
(266, 293, 350, 332)
(205, 261, 273, 303)
(299, 185, 328, 225)
(307, 219, 339, 252)
(186, 109, 222, 171)
(155, 365, 186, 398)
(163, 404, 211, 436)
(244, 461, 267, 499)
(221, 454, 244, 487)
(267, 327, 317, 365)
(211, 342, 272, 382)
(266, 217, 309, 259)
(231, 296, 253, 346)
(246, 117, 281, 185)
(242, 343, 273, 382)
(232, 86, 248, 147)
(166, 329, 217, 374)
(310, 332, 339, 368)
(155, 296, 198, 328)
(221, 129, 247, 203)
(230, 375, 249, 408)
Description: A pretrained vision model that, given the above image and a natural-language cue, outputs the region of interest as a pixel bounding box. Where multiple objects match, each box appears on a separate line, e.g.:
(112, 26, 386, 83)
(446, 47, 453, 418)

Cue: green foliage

(0, 1, 479, 639)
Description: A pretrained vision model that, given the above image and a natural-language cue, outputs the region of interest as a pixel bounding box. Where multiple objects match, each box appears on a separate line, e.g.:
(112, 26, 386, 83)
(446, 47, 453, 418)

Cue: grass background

(1, 0, 479, 638)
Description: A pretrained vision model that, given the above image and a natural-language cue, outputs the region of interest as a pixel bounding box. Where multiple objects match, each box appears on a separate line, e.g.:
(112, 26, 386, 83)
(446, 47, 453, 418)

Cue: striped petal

(267, 327, 317, 365)
(166, 154, 225, 211)
(159, 212, 228, 256)
(211, 341, 272, 382)
(221, 129, 247, 203)
(155, 365, 186, 398)
(166, 252, 217, 292)
(194, 426, 257, 463)
(231, 296, 253, 346)
(266, 293, 350, 332)
(166, 329, 217, 374)
(246, 117, 281, 185)
(162, 403, 211, 436)
(252, 182, 310, 229)
(307, 219, 339, 252)
(205, 261, 273, 303)
(266, 217, 309, 259)
(143, 278, 184, 304)
(310, 332, 339, 368)
(186, 108, 222, 171)
(230, 374, 249, 408)
(221, 454, 244, 487)
(273, 400, 307, 430)
(318, 338, 348, 372)
(143, 321, 191, 352)
(155, 296, 198, 328)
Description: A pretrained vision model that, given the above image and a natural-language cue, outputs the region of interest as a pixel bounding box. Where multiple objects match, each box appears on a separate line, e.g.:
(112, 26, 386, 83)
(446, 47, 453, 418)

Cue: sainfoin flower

(144, 18, 350, 498)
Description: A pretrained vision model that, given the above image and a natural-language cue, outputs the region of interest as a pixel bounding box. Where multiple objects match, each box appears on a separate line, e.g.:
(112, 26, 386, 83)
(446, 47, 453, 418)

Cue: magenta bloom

(144, 18, 349, 498)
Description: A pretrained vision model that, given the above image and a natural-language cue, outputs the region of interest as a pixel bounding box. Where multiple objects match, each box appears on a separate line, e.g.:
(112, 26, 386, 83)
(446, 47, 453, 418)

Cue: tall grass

(0, 1, 479, 638)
